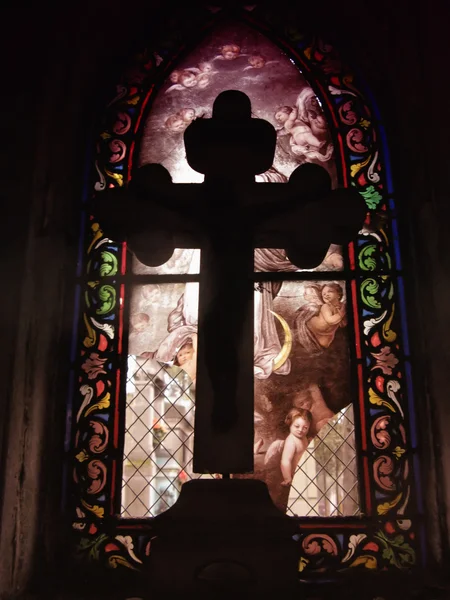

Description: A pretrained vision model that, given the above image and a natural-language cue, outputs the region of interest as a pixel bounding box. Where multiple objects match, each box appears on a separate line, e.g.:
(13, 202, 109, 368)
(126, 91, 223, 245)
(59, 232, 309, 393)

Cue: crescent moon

(270, 310, 292, 372)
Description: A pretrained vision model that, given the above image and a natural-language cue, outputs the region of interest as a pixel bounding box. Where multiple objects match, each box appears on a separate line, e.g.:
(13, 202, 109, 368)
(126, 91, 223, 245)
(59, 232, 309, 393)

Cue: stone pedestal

(144, 479, 300, 598)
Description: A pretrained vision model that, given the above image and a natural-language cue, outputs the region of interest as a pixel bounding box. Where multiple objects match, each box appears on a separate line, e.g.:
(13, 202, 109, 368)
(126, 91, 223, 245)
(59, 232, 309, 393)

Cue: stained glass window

(67, 6, 421, 576)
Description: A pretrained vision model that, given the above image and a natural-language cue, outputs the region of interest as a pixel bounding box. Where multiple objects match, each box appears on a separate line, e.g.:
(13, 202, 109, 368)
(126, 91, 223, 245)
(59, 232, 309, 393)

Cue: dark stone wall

(1, 0, 449, 596)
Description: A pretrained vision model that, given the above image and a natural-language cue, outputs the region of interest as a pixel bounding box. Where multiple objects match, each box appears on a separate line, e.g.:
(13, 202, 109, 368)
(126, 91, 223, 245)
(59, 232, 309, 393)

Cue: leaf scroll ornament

(382, 303, 397, 342)
(96, 285, 116, 315)
(360, 185, 383, 209)
(377, 492, 402, 515)
(99, 251, 118, 277)
(358, 245, 377, 271)
(342, 534, 368, 562)
(77, 533, 109, 561)
(81, 499, 104, 519)
(361, 278, 381, 308)
(85, 393, 111, 417)
(108, 555, 140, 570)
(374, 530, 415, 569)
(91, 317, 115, 339)
(83, 313, 96, 348)
(104, 168, 124, 187)
(368, 388, 396, 413)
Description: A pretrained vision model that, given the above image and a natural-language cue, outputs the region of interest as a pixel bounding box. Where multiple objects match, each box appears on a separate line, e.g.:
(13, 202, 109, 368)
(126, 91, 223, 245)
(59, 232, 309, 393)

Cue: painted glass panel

(139, 21, 336, 185)
(252, 278, 357, 515)
(122, 279, 212, 517)
(132, 248, 201, 275)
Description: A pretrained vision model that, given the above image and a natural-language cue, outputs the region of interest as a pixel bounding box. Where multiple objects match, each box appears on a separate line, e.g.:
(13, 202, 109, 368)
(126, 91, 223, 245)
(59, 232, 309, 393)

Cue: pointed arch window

(66, 6, 422, 576)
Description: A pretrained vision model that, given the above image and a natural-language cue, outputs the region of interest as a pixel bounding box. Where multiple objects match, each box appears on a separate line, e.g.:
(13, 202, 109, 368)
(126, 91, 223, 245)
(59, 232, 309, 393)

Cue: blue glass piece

(397, 277, 410, 356)
(391, 219, 402, 270)
(406, 361, 417, 448)
(95, 414, 110, 422)
(388, 198, 395, 211)
(98, 495, 106, 502)
(369, 408, 384, 417)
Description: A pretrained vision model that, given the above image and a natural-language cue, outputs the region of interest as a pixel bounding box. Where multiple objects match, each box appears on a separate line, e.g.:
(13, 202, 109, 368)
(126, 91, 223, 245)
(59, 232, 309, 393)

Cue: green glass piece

(99, 251, 118, 277)
(96, 285, 116, 315)
(361, 278, 381, 309)
(360, 185, 383, 209)
(358, 244, 377, 271)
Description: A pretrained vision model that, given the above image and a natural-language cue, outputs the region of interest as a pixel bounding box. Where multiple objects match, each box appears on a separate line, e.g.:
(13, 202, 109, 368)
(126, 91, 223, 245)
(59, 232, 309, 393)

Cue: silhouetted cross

(94, 90, 365, 474)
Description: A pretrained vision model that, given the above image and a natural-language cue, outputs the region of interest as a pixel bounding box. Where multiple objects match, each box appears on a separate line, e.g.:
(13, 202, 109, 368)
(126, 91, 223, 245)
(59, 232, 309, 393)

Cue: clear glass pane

(287, 405, 360, 516)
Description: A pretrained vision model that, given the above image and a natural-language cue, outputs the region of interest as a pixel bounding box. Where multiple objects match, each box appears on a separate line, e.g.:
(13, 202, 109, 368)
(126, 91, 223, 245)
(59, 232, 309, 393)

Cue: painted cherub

(264, 408, 312, 486)
(165, 108, 196, 133)
(129, 312, 150, 334)
(195, 61, 217, 89)
(243, 53, 278, 70)
(274, 105, 331, 161)
(212, 44, 244, 61)
(172, 335, 197, 382)
(165, 69, 199, 93)
(166, 62, 217, 93)
(140, 333, 198, 383)
(307, 283, 347, 348)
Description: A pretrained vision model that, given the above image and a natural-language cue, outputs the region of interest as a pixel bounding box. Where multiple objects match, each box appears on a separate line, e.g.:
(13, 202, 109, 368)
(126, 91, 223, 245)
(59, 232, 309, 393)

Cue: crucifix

(94, 89, 365, 476)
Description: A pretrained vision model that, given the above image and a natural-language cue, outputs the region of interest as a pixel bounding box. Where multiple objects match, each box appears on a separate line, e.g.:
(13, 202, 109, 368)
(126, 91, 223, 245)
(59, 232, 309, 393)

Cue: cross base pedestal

(145, 479, 300, 598)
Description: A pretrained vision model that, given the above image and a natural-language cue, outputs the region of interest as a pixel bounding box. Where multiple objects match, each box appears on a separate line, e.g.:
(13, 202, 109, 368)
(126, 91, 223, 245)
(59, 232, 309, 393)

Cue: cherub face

(324, 252, 343, 270)
(290, 416, 310, 439)
(180, 71, 197, 88)
(176, 344, 194, 366)
(170, 70, 180, 83)
(249, 54, 265, 68)
(166, 116, 186, 133)
(196, 73, 210, 89)
(322, 285, 340, 304)
(179, 108, 195, 122)
(199, 61, 213, 72)
(221, 44, 240, 60)
(310, 112, 327, 130)
(275, 110, 289, 124)
(130, 312, 150, 333)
